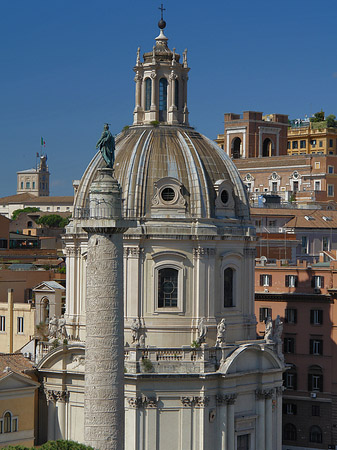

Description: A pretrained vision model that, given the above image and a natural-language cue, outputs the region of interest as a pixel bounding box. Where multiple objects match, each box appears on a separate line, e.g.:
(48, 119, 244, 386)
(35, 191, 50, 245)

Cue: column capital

(216, 393, 237, 405)
(193, 247, 216, 259)
(255, 388, 274, 400)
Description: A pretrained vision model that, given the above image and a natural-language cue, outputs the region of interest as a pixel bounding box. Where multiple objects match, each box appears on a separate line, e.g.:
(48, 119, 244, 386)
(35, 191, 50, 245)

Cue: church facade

(37, 18, 284, 450)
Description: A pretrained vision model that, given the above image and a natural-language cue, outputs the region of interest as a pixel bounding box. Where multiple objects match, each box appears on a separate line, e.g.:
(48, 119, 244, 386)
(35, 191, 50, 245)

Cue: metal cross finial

(159, 4, 165, 20)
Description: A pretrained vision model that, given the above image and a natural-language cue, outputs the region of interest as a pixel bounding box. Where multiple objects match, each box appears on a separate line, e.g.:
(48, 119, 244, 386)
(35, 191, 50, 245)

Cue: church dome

(73, 124, 250, 221)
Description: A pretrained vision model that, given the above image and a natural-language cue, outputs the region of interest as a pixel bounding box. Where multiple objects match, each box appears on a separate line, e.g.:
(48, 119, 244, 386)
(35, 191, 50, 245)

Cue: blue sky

(1, 0, 336, 196)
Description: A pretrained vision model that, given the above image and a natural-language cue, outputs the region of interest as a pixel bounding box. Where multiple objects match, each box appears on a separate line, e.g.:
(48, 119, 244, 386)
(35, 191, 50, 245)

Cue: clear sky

(1, 0, 336, 197)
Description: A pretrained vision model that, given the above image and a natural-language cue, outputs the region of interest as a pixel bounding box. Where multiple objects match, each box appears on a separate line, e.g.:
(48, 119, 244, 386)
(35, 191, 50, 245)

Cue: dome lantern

(133, 14, 189, 126)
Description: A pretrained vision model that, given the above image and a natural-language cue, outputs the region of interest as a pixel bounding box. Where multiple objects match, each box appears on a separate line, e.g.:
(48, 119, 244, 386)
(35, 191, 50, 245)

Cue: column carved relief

(45, 389, 68, 404)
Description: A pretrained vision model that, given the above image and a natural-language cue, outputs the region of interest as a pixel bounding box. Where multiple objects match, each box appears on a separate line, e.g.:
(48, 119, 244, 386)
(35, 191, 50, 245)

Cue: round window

(161, 187, 176, 202)
(162, 281, 175, 294)
(220, 189, 229, 204)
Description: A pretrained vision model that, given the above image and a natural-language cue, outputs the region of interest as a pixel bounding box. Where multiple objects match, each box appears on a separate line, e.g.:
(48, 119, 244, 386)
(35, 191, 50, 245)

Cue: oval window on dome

(161, 187, 176, 202)
(220, 189, 229, 205)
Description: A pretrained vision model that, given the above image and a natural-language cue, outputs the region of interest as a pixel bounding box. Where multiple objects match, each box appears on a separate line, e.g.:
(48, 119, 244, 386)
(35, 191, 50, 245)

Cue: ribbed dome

(73, 125, 250, 221)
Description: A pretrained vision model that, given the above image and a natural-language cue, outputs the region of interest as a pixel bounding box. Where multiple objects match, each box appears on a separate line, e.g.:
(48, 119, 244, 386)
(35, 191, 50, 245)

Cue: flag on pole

(41, 137, 43, 146)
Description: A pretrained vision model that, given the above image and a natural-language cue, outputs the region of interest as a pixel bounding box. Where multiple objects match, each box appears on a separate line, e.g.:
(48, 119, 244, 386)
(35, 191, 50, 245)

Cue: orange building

(255, 257, 337, 448)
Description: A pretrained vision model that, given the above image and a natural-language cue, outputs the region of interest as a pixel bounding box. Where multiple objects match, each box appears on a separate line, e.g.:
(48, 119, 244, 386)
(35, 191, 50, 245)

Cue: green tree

(326, 114, 337, 127)
(310, 110, 325, 123)
(11, 207, 40, 220)
(36, 214, 70, 228)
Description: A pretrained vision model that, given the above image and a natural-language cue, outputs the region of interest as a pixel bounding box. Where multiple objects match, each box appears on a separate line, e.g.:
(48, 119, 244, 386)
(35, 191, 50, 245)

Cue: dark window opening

(158, 268, 178, 307)
(224, 268, 234, 307)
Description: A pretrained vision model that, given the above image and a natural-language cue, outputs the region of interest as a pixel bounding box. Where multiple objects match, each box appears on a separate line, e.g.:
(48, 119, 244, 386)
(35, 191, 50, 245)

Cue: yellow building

(0, 289, 35, 354)
(0, 354, 39, 447)
(287, 120, 337, 156)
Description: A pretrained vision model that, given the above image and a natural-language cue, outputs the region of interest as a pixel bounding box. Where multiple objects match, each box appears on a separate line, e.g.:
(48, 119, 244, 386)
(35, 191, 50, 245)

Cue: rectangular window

(312, 405, 320, 416)
(329, 139, 333, 147)
(300, 140, 306, 148)
(17, 317, 24, 334)
(310, 309, 323, 325)
(237, 434, 250, 450)
(0, 316, 5, 332)
(284, 372, 297, 390)
(314, 180, 321, 191)
(311, 276, 324, 289)
(285, 275, 298, 288)
(284, 337, 295, 353)
(0, 239, 7, 249)
(12, 418, 17, 432)
(301, 236, 308, 254)
(283, 403, 297, 415)
(271, 182, 277, 193)
(328, 165, 334, 174)
(293, 181, 299, 191)
(287, 141, 290, 149)
(315, 161, 320, 169)
(26, 182, 30, 189)
(311, 139, 316, 148)
(285, 308, 297, 324)
(323, 236, 330, 251)
(328, 184, 334, 196)
(20, 182, 23, 189)
(32, 181, 35, 189)
(310, 339, 323, 355)
(319, 141, 323, 148)
(158, 268, 178, 308)
(260, 274, 272, 287)
(292, 141, 298, 149)
(259, 307, 272, 323)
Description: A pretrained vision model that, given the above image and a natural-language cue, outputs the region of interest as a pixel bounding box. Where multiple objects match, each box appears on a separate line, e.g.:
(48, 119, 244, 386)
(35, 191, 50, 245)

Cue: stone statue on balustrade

(215, 318, 226, 347)
(130, 318, 141, 345)
(273, 315, 284, 362)
(96, 123, 115, 169)
(196, 317, 207, 345)
(264, 316, 273, 344)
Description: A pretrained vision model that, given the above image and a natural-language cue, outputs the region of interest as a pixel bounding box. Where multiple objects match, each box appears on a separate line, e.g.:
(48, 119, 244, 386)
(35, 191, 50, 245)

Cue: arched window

(231, 138, 242, 159)
(224, 268, 234, 307)
(283, 423, 297, 441)
(4, 412, 11, 433)
(175, 80, 179, 108)
(159, 78, 168, 112)
(309, 425, 322, 443)
(262, 138, 273, 157)
(158, 267, 178, 307)
(145, 78, 151, 111)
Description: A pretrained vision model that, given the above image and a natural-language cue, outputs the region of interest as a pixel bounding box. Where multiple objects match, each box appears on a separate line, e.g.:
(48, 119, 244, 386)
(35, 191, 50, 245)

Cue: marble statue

(58, 315, 68, 340)
(264, 316, 273, 343)
(131, 318, 141, 344)
(215, 318, 226, 347)
(48, 315, 58, 340)
(196, 317, 207, 345)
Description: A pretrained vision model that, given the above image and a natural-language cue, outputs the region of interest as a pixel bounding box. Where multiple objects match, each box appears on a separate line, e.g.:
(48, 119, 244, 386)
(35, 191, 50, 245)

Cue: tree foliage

(310, 110, 325, 123)
(36, 214, 70, 228)
(1, 440, 94, 450)
(326, 114, 337, 127)
(11, 207, 40, 220)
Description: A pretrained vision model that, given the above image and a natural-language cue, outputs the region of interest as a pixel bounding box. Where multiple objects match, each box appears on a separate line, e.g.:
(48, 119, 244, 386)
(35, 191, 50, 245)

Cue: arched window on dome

(145, 78, 151, 111)
(283, 423, 297, 441)
(158, 267, 178, 308)
(309, 425, 322, 443)
(175, 80, 179, 109)
(224, 268, 234, 307)
(159, 78, 168, 121)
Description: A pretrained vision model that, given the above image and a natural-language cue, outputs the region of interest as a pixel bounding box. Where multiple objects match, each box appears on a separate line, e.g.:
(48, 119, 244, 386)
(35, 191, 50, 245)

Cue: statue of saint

(215, 318, 226, 347)
(96, 124, 115, 168)
(130, 318, 141, 344)
(196, 317, 207, 345)
(48, 315, 58, 340)
(58, 315, 68, 340)
(264, 316, 273, 343)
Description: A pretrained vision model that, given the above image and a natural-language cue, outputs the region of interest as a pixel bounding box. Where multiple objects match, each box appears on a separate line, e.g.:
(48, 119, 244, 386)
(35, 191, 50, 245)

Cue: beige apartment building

(288, 120, 337, 156)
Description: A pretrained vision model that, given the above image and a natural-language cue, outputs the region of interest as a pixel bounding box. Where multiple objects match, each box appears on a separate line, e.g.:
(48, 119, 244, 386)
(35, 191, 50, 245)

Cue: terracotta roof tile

(0, 353, 36, 380)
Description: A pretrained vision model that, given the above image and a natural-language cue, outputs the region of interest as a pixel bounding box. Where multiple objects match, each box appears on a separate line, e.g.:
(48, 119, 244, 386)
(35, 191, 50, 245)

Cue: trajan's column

(82, 148, 135, 450)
